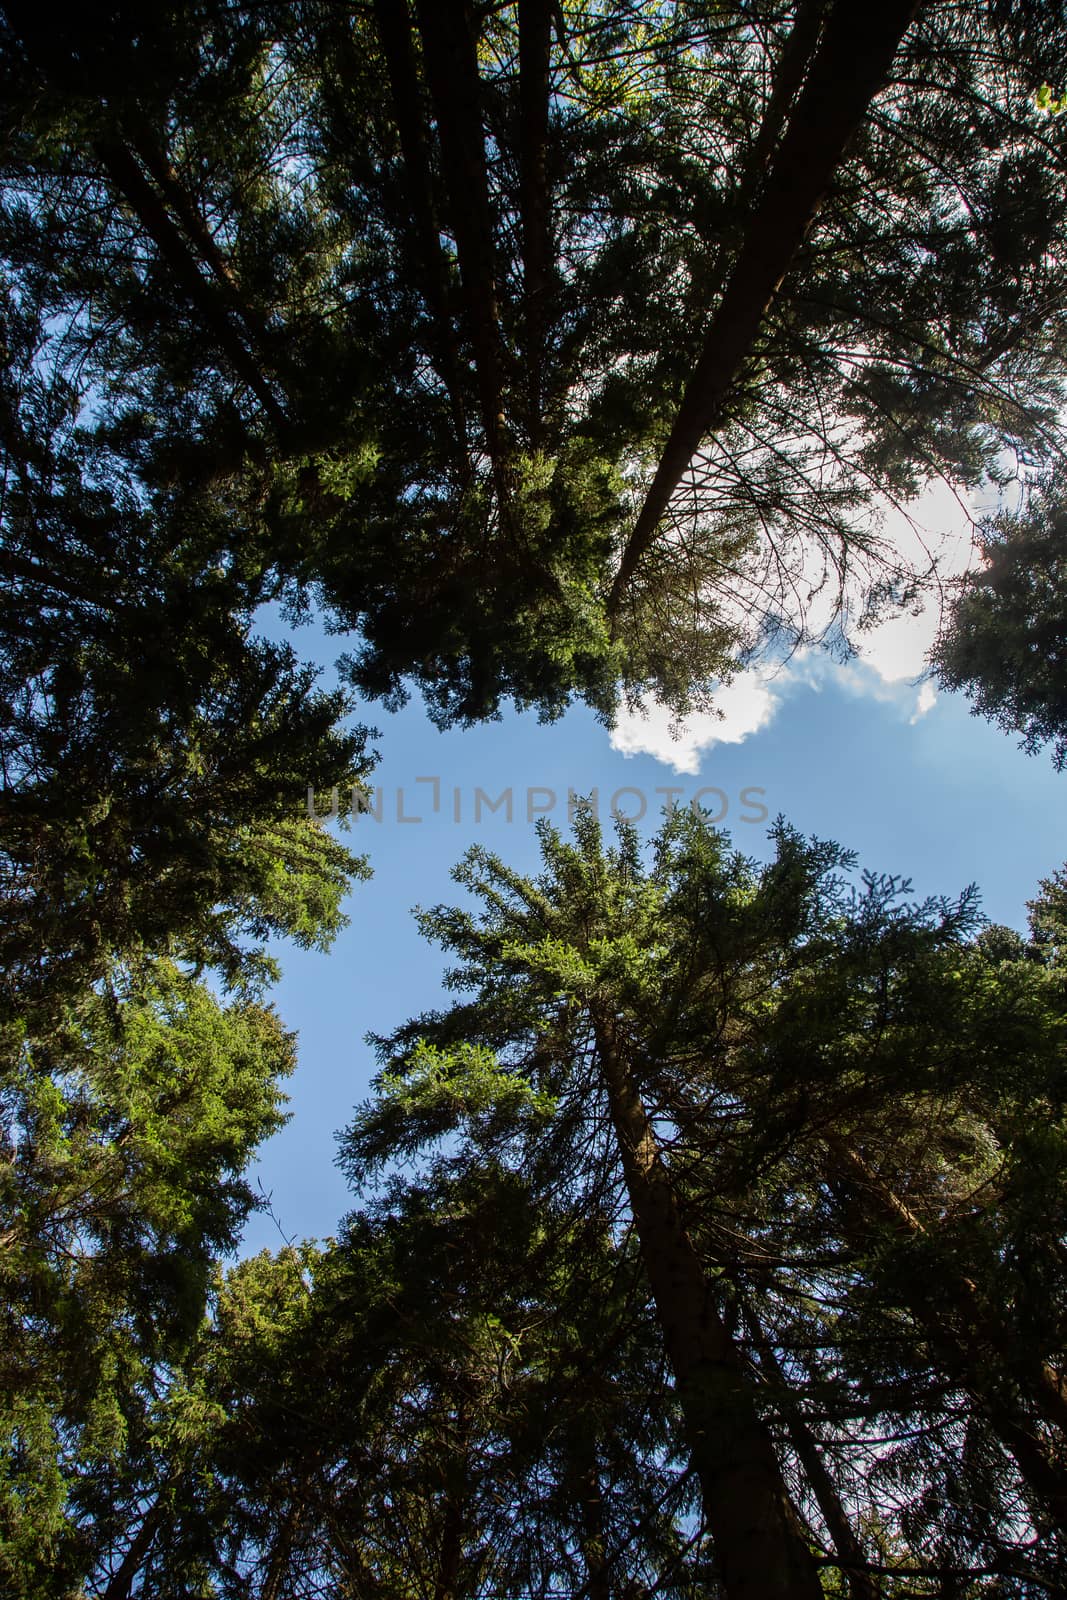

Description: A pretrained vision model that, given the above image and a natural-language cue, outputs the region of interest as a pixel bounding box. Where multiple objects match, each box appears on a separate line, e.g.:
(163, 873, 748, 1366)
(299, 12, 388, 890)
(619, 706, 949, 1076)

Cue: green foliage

(109, 1168, 688, 1600)
(932, 474, 1067, 768)
(1036, 83, 1067, 114)
(5, 1, 1067, 1593)
(5, 0, 1067, 721)
(0, 311, 371, 1018)
(340, 808, 1067, 1595)
(0, 956, 294, 1589)
(348, 1039, 558, 1177)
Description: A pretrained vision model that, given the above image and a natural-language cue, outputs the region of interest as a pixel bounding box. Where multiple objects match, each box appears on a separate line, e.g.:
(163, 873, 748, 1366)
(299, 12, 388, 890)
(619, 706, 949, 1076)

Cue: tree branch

(413, 0, 512, 517)
(609, 0, 923, 616)
(518, 0, 553, 444)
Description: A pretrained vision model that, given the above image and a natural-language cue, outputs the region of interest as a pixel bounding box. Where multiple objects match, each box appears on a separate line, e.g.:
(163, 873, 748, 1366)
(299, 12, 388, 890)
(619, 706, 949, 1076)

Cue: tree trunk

(372, 0, 469, 445)
(567, 1440, 611, 1600)
(260, 1495, 305, 1600)
(609, 0, 922, 613)
(518, 0, 553, 443)
(126, 123, 274, 357)
(413, 0, 512, 518)
(433, 1490, 465, 1600)
(102, 1494, 165, 1600)
(594, 1014, 823, 1600)
(745, 0, 829, 181)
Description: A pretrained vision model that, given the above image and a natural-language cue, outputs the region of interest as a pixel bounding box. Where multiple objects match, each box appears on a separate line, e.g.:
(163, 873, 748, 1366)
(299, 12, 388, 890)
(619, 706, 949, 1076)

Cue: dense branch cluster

(3, 0, 1067, 721)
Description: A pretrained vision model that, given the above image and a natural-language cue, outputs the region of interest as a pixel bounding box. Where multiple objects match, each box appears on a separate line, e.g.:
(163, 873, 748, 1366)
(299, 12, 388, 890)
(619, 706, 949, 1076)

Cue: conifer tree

(932, 471, 1067, 769)
(0, 277, 370, 1023)
(84, 1171, 692, 1599)
(342, 809, 1067, 1597)
(0, 958, 296, 1598)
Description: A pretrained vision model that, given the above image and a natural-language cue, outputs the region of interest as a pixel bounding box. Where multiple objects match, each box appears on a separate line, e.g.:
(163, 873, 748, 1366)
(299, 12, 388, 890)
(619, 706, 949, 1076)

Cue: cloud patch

(609, 478, 980, 770)
(610, 670, 783, 774)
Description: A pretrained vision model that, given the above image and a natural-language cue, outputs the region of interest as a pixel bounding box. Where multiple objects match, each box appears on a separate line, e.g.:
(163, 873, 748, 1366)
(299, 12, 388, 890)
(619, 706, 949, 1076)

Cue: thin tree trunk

(97, 141, 286, 427)
(740, 1297, 880, 1600)
(413, 0, 511, 518)
(260, 1495, 305, 1600)
(102, 1494, 166, 1600)
(372, 0, 469, 445)
(825, 1136, 1067, 1528)
(433, 1488, 466, 1600)
(593, 1014, 823, 1600)
(609, 0, 922, 615)
(518, 0, 553, 444)
(567, 1441, 610, 1600)
(827, 1138, 1067, 1434)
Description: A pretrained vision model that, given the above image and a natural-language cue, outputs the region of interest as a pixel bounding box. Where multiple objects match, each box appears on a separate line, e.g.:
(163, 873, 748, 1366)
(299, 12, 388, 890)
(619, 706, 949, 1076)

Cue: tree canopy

(3, 0, 1067, 721)
(932, 471, 1067, 768)
(22, 809, 1066, 1599)
(334, 808, 1067, 1597)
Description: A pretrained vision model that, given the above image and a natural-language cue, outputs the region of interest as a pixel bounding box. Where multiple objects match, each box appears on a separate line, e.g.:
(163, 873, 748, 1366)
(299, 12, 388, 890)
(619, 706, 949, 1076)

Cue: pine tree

(341, 808, 1067, 1596)
(932, 471, 1067, 768)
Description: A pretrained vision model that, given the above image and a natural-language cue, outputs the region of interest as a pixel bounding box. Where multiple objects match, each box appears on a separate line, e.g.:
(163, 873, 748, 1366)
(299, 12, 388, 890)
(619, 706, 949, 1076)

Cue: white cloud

(609, 477, 982, 769)
(855, 479, 977, 687)
(610, 669, 782, 774)
(911, 681, 938, 722)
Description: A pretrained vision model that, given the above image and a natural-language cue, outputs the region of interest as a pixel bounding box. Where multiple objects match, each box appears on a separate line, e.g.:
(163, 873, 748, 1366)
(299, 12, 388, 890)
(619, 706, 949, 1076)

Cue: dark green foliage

(0, 285, 371, 1021)
(29, 814, 1067, 1599)
(932, 476, 1067, 768)
(71, 1172, 688, 1599)
(4, 1, 1067, 721)
(5, 1, 1067, 1593)
(339, 809, 1067, 1595)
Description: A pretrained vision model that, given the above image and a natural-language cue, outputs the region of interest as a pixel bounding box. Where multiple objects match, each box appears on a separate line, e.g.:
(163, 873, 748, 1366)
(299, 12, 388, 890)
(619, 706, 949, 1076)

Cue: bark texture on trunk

(745, 0, 829, 181)
(594, 1015, 823, 1600)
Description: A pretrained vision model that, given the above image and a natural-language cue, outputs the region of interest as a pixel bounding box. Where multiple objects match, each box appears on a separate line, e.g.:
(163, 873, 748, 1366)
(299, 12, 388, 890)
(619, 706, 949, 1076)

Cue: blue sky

(241, 569, 1067, 1253)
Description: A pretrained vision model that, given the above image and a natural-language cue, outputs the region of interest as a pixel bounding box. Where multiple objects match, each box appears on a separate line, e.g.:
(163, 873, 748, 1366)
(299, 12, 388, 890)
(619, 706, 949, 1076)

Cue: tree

(0, 275, 371, 1023)
(85, 1169, 694, 1600)
(0, 957, 295, 1597)
(342, 808, 1067, 1597)
(931, 472, 1067, 768)
(3, 1, 1067, 722)
(20, 811, 1067, 1597)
